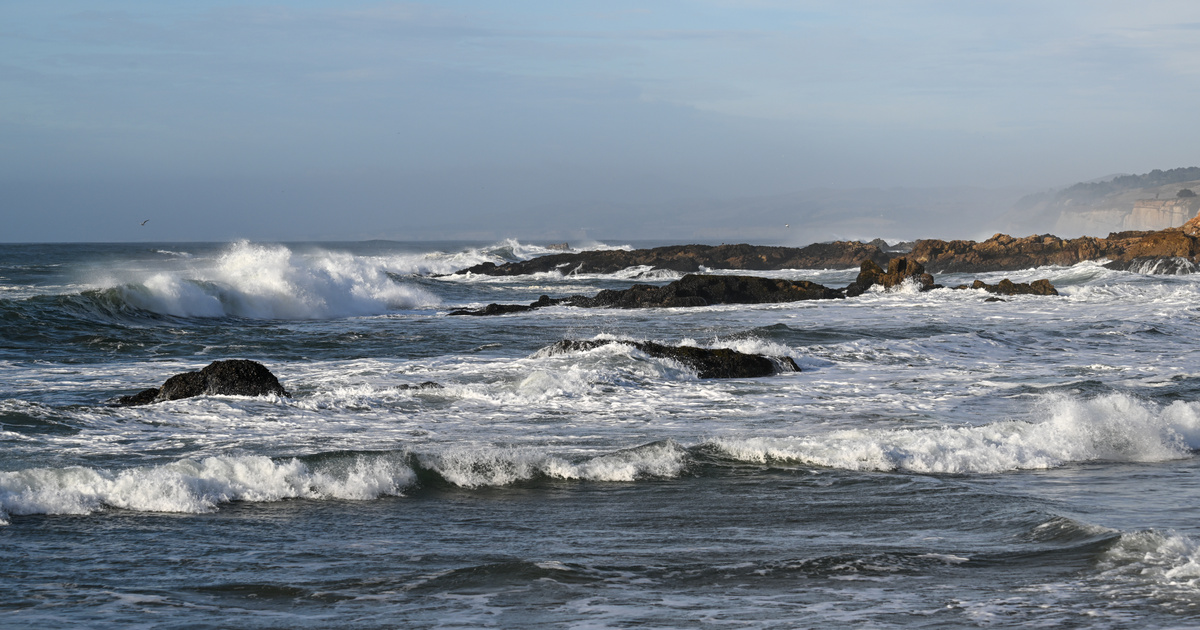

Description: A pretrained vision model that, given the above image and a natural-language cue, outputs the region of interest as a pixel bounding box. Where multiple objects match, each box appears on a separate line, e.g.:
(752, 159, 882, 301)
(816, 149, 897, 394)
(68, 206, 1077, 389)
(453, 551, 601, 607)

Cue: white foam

(1095, 530, 1200, 601)
(0, 454, 416, 522)
(708, 393, 1200, 474)
(416, 441, 688, 487)
(98, 241, 439, 319)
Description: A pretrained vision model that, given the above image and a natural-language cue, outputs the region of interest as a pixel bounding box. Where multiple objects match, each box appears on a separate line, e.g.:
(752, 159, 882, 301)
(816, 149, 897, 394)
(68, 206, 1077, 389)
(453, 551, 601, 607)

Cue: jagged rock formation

(113, 359, 290, 406)
(454, 242, 889, 276)
(846, 258, 936, 296)
(541, 339, 800, 379)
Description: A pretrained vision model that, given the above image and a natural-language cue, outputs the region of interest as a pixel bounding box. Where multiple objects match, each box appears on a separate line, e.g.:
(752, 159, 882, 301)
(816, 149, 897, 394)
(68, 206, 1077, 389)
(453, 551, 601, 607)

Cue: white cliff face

(1126, 198, 1200, 231)
(1050, 181, 1200, 236)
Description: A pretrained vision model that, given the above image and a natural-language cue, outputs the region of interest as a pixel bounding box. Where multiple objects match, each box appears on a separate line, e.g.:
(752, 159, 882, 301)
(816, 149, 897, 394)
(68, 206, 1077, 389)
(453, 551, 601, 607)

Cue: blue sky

(3, 1, 1199, 242)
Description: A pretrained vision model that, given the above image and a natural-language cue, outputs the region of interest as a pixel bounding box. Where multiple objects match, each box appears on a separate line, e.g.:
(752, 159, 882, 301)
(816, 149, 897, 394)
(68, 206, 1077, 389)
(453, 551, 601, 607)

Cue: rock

(115, 388, 160, 406)
(571, 274, 843, 309)
(397, 381, 443, 390)
(112, 359, 289, 406)
(452, 242, 889, 276)
(448, 275, 843, 315)
(542, 339, 800, 379)
(846, 257, 934, 296)
(963, 278, 1059, 296)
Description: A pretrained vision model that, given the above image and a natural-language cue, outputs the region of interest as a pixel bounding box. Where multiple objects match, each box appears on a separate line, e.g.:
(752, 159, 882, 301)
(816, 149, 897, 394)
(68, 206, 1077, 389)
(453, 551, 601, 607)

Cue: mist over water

(5, 239, 1200, 627)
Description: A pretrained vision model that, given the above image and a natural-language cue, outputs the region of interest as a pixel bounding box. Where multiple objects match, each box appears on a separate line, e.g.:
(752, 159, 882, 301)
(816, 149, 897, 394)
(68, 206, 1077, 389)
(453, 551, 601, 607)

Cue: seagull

(784, 224, 790, 228)
(140, 219, 149, 226)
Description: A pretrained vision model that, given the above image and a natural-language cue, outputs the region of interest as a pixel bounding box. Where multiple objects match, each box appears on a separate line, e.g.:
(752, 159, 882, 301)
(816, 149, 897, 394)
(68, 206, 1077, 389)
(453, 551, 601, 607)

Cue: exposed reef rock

(542, 339, 800, 379)
(113, 359, 290, 406)
(571, 274, 843, 309)
(455, 242, 890, 276)
(448, 274, 843, 316)
(955, 279, 1059, 296)
(450, 259, 1060, 316)
(846, 258, 936, 297)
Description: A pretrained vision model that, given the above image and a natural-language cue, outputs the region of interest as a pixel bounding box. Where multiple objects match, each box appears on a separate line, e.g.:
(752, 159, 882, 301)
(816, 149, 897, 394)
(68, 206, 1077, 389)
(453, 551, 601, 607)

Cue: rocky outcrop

(846, 258, 936, 297)
(956, 279, 1059, 296)
(113, 360, 289, 406)
(571, 274, 843, 309)
(542, 339, 800, 379)
(448, 274, 843, 315)
(454, 242, 890, 276)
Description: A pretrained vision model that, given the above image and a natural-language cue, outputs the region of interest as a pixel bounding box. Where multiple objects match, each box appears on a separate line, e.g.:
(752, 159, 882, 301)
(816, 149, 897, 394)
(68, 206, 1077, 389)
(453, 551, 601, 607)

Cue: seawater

(4, 240, 1200, 628)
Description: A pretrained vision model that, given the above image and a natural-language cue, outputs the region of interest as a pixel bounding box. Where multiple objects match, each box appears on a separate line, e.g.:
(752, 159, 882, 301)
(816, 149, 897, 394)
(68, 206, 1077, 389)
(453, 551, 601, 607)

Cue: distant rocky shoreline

(453, 214, 1200, 277)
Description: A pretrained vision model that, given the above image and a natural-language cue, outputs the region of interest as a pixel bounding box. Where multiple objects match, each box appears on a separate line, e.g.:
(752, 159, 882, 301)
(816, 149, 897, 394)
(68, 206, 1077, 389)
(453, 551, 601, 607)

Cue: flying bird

(140, 219, 149, 226)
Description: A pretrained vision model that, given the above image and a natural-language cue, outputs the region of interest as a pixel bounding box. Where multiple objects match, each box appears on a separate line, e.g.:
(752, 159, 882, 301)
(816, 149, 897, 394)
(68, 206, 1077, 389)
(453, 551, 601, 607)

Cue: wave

(708, 392, 1200, 473)
(88, 241, 439, 319)
(5, 393, 1198, 523)
(0, 443, 688, 524)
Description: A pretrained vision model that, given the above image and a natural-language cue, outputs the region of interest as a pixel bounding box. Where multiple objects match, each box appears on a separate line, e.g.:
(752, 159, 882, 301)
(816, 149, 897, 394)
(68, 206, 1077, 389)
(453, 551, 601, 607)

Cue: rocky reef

(451, 213, 1200, 278)
(541, 339, 800, 379)
(449, 259, 1059, 316)
(113, 359, 290, 406)
(455, 242, 890, 276)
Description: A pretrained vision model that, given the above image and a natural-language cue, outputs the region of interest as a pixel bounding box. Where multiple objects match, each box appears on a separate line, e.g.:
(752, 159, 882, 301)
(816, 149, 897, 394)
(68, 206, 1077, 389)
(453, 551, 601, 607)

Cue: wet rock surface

(454, 242, 890, 276)
(449, 274, 844, 316)
(449, 260, 1060, 316)
(543, 339, 800, 379)
(114, 359, 290, 406)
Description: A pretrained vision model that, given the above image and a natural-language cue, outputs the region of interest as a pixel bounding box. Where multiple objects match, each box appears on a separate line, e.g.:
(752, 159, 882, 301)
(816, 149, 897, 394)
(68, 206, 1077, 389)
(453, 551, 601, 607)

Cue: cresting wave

(4, 393, 1198, 523)
(93, 241, 439, 319)
(0, 443, 688, 524)
(711, 393, 1200, 473)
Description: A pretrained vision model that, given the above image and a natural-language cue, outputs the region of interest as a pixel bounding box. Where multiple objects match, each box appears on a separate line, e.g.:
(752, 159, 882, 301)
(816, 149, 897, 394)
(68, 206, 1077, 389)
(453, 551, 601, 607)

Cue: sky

(2, 1, 1200, 243)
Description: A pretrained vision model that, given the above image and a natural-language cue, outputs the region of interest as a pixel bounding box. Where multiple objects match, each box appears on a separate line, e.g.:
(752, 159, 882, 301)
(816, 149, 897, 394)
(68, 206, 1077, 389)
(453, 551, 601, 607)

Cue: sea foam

(708, 393, 1200, 473)
(0, 454, 416, 524)
(100, 241, 439, 319)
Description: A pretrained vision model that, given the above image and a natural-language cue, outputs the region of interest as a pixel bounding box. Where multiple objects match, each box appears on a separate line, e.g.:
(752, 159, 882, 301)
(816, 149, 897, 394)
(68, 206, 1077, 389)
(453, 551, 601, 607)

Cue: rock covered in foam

(845, 258, 936, 296)
(114, 359, 290, 406)
(543, 339, 800, 379)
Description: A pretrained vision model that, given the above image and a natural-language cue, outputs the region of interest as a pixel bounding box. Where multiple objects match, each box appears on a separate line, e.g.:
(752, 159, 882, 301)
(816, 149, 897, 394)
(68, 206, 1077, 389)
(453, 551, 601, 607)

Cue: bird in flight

(140, 219, 149, 226)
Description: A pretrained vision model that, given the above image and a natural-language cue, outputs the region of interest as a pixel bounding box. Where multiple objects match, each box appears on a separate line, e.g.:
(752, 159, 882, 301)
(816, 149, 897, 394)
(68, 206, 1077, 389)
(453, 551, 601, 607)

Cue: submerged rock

(543, 339, 800, 379)
(113, 359, 290, 406)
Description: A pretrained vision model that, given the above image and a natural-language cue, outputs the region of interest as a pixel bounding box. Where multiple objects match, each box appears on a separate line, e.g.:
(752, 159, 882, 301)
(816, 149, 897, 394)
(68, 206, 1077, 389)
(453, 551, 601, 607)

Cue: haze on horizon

(3, 1, 1199, 244)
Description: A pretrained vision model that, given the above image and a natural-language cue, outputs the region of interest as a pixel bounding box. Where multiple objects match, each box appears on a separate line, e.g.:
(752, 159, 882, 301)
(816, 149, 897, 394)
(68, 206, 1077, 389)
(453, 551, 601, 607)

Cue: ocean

(4, 239, 1200, 628)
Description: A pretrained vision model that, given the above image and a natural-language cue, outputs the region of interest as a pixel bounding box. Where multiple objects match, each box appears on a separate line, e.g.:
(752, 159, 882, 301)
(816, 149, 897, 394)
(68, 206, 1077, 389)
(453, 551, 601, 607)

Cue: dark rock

(114, 388, 160, 406)
(846, 257, 933, 296)
(113, 359, 289, 406)
(397, 381, 443, 390)
(964, 278, 1059, 296)
(449, 275, 842, 315)
(453, 242, 889, 276)
(570, 274, 843, 309)
(542, 339, 800, 379)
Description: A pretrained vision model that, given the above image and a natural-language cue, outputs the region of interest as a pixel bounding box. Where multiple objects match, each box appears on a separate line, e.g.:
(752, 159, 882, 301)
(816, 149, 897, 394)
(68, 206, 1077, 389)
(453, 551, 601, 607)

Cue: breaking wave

(709, 393, 1200, 473)
(90, 241, 439, 319)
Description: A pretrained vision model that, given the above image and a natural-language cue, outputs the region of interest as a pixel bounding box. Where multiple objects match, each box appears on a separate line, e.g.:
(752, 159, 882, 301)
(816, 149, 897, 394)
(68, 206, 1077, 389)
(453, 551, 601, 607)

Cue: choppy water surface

(4, 240, 1200, 628)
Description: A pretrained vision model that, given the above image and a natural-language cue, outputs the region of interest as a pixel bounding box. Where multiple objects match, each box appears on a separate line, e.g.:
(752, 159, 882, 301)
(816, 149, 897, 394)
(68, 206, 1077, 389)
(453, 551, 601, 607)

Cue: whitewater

(4, 239, 1200, 628)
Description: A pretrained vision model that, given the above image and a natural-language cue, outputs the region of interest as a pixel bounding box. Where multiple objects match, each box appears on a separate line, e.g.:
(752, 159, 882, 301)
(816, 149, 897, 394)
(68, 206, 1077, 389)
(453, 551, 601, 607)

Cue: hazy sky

(3, 1, 1200, 242)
